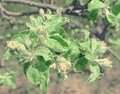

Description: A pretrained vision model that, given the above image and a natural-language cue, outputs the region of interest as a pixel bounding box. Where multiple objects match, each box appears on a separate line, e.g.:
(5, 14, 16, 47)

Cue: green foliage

(112, 3, 120, 15)
(74, 57, 88, 72)
(88, 9, 100, 21)
(87, 0, 120, 49)
(0, 71, 16, 89)
(88, 0, 106, 11)
(87, 64, 104, 83)
(5, 8, 113, 91)
(0, 0, 119, 92)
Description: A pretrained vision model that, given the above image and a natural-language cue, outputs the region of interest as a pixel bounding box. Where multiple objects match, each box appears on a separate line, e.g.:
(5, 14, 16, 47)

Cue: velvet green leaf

(35, 46, 52, 61)
(105, 13, 116, 25)
(6, 79, 16, 89)
(88, 0, 106, 11)
(45, 35, 68, 52)
(88, 9, 100, 21)
(26, 65, 40, 84)
(74, 57, 88, 72)
(112, 3, 120, 15)
(87, 64, 104, 83)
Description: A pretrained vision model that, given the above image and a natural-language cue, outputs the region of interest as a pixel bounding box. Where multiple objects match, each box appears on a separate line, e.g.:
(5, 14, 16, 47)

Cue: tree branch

(0, 0, 89, 24)
(99, 24, 109, 41)
(3, 0, 88, 17)
(108, 48, 120, 63)
(0, 3, 24, 24)
(3, 0, 58, 11)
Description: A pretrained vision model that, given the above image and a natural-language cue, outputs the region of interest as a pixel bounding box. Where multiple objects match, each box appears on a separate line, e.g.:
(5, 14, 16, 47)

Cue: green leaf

(45, 16, 69, 27)
(5, 71, 16, 77)
(85, 51, 94, 61)
(29, 32, 38, 47)
(25, 35, 32, 48)
(23, 62, 31, 75)
(26, 65, 49, 91)
(74, 57, 88, 72)
(0, 79, 5, 86)
(87, 64, 104, 83)
(34, 59, 48, 72)
(26, 23, 35, 30)
(84, 38, 103, 61)
(91, 38, 101, 52)
(39, 71, 49, 91)
(27, 16, 43, 32)
(105, 13, 116, 25)
(4, 50, 12, 59)
(45, 35, 68, 52)
(6, 79, 16, 89)
(12, 30, 38, 48)
(64, 40, 80, 61)
(81, 29, 90, 39)
(69, 45, 80, 61)
(11, 35, 23, 43)
(88, 0, 106, 11)
(79, 39, 90, 52)
(112, 3, 120, 15)
(79, 38, 102, 62)
(12, 30, 30, 43)
(26, 65, 39, 84)
(50, 35, 68, 47)
(35, 16, 43, 26)
(49, 27, 66, 38)
(35, 46, 52, 61)
(88, 9, 100, 21)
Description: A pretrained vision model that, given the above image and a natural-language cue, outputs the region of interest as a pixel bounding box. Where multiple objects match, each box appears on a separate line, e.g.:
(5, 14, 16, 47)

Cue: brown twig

(0, 3, 24, 24)
(0, 0, 89, 25)
(4, 0, 58, 11)
(0, 3, 12, 19)
(3, 0, 88, 16)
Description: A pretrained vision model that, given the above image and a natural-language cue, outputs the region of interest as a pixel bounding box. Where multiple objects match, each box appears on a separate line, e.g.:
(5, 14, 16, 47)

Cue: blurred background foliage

(0, 0, 120, 94)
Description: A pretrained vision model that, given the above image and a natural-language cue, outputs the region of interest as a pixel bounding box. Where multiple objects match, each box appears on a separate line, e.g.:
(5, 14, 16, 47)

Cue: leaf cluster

(5, 8, 112, 91)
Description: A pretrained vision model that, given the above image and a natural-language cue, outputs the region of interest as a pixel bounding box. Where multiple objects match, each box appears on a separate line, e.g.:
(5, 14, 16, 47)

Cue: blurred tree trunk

(49, 0, 54, 5)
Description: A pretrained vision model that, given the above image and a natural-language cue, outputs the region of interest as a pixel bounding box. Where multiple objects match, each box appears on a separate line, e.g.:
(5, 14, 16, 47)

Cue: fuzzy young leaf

(4, 50, 12, 59)
(88, 0, 106, 11)
(39, 71, 49, 91)
(87, 64, 104, 83)
(6, 79, 16, 89)
(49, 27, 66, 38)
(105, 12, 116, 25)
(112, 3, 120, 15)
(0, 80, 4, 86)
(88, 9, 100, 21)
(64, 40, 80, 61)
(12, 30, 30, 43)
(35, 47, 52, 61)
(34, 60, 48, 72)
(81, 29, 90, 39)
(45, 35, 69, 52)
(26, 65, 49, 91)
(74, 57, 88, 72)
(26, 65, 40, 84)
(45, 16, 69, 27)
